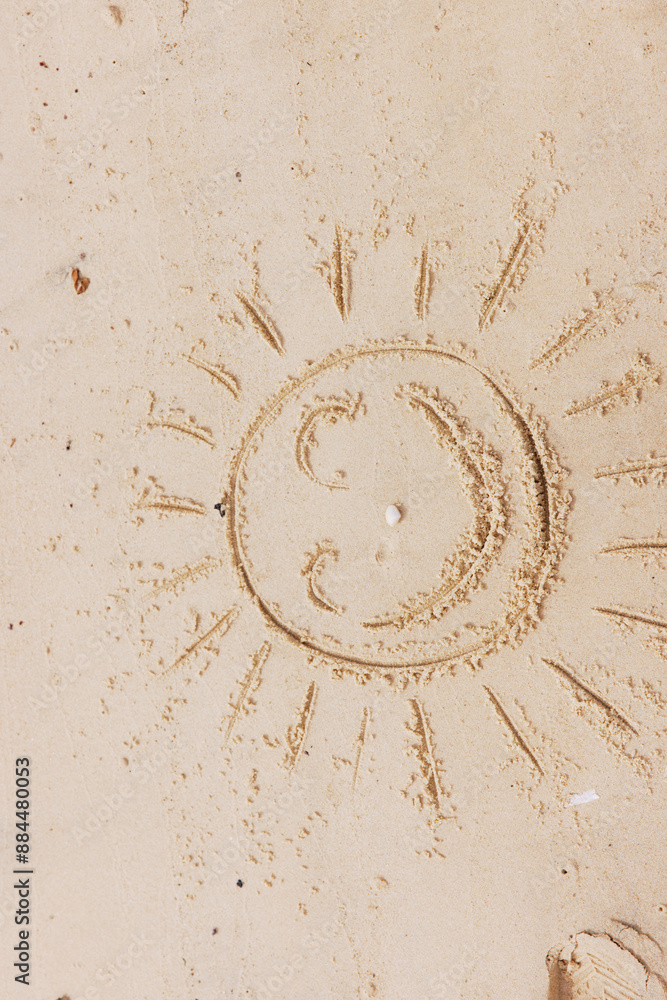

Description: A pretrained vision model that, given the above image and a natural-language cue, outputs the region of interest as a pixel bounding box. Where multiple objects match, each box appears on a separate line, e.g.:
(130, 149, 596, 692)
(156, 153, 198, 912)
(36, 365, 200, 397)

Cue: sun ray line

(594, 454, 667, 483)
(601, 537, 667, 556)
(478, 215, 541, 330)
(223, 641, 270, 747)
(409, 697, 453, 819)
(531, 289, 630, 370)
(235, 288, 285, 355)
(542, 658, 638, 735)
(137, 492, 208, 516)
(564, 354, 661, 417)
(330, 223, 351, 322)
(284, 681, 318, 771)
(182, 354, 239, 398)
(143, 555, 222, 601)
(147, 418, 215, 447)
(595, 605, 667, 631)
(165, 606, 239, 674)
(483, 685, 544, 775)
(414, 242, 431, 321)
(353, 706, 371, 792)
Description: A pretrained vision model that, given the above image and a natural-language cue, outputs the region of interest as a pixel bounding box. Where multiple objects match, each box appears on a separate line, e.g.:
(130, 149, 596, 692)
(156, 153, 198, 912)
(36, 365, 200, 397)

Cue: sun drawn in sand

(132, 176, 667, 823)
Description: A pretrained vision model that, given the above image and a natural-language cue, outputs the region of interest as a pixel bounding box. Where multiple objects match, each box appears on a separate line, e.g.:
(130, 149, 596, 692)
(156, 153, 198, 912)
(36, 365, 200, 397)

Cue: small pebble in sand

(385, 505, 401, 527)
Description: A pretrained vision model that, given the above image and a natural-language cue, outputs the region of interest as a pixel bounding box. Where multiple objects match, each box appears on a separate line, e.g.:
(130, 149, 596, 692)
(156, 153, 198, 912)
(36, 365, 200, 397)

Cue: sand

(3, 2, 667, 998)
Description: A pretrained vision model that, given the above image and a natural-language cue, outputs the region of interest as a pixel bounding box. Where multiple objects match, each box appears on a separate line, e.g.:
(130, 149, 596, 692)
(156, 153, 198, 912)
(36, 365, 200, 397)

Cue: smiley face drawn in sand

(227, 340, 569, 674)
(136, 197, 664, 804)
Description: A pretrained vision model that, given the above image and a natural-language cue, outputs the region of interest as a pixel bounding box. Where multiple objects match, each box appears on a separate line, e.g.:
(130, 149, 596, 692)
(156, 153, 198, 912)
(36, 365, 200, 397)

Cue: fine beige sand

(3, 2, 667, 999)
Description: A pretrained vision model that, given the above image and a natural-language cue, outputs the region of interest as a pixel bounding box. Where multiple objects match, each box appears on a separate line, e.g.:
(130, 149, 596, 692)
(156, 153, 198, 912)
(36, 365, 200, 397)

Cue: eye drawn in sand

(130, 172, 666, 806)
(295, 392, 364, 490)
(302, 541, 344, 615)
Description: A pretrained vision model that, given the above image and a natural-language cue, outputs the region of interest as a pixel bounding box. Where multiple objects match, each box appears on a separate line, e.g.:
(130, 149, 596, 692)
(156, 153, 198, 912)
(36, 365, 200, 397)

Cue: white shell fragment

(385, 505, 402, 527)
(566, 789, 599, 807)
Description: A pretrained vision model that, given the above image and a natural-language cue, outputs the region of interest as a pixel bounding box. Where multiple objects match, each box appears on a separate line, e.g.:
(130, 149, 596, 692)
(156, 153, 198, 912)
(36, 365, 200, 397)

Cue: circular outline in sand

(227, 340, 569, 674)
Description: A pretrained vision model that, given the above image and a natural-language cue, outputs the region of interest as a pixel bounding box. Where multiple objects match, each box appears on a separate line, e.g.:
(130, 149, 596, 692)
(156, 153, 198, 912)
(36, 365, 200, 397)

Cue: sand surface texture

(3, 2, 667, 998)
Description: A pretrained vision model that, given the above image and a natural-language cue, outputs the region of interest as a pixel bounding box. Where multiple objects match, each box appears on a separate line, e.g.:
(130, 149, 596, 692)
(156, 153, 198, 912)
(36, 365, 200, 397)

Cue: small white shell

(566, 789, 599, 807)
(385, 504, 401, 527)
